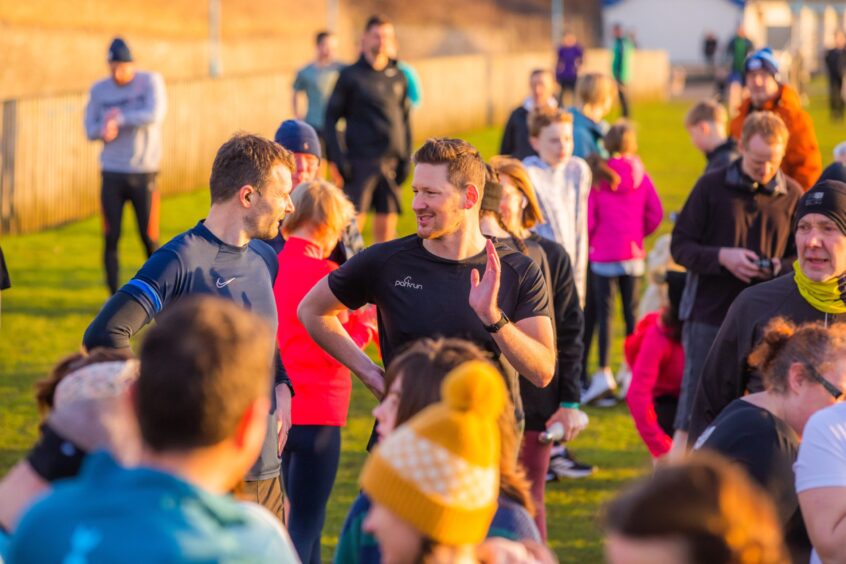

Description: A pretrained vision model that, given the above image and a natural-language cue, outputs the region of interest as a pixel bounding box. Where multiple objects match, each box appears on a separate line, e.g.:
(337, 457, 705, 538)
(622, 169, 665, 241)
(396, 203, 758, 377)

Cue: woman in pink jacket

(587, 121, 663, 387)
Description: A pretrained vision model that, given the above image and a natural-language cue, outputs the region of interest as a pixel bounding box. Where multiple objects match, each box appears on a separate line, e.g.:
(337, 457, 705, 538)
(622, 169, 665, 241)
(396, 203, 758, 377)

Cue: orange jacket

(729, 84, 822, 191)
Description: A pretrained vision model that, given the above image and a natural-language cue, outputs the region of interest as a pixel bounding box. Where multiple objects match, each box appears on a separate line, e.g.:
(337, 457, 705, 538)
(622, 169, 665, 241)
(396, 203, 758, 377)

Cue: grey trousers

(675, 320, 721, 431)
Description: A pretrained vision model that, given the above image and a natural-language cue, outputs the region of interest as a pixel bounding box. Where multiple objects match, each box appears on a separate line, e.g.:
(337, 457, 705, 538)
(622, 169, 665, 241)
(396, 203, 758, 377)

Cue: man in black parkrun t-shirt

(299, 137, 556, 425)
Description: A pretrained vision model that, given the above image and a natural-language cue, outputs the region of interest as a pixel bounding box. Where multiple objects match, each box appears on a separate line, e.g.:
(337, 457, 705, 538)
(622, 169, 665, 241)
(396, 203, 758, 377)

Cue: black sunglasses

(804, 363, 845, 401)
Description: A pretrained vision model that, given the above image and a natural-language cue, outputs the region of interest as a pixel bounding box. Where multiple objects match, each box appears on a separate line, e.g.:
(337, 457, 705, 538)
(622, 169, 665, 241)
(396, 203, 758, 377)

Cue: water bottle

(538, 411, 590, 444)
(539, 422, 565, 444)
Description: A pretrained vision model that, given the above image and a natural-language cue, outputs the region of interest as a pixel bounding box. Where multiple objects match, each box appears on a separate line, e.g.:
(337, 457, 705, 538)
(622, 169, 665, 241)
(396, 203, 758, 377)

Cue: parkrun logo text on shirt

(394, 276, 423, 290)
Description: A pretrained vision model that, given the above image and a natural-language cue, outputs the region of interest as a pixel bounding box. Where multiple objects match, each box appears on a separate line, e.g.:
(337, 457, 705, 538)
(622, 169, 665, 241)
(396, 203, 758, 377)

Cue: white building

(601, 0, 846, 70)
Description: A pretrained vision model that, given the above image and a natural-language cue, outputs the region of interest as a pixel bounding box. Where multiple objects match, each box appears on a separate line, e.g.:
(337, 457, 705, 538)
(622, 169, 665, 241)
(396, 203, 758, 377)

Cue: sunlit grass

(2, 84, 842, 561)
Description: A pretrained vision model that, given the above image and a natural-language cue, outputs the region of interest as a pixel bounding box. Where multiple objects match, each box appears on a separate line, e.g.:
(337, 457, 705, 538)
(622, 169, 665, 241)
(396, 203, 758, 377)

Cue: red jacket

(625, 313, 684, 458)
(729, 84, 822, 191)
(275, 237, 375, 426)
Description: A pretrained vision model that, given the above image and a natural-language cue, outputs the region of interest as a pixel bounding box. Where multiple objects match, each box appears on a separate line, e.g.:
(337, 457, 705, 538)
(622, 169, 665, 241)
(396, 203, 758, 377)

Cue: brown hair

(315, 31, 332, 45)
(740, 111, 789, 149)
(35, 348, 136, 416)
(528, 107, 573, 138)
(136, 296, 274, 451)
(576, 72, 617, 107)
(281, 180, 355, 243)
(209, 133, 295, 203)
(685, 100, 727, 128)
(604, 120, 638, 156)
(365, 14, 392, 31)
(489, 155, 545, 229)
(479, 163, 529, 254)
(586, 153, 620, 190)
(603, 452, 787, 564)
(412, 138, 486, 194)
(529, 68, 553, 82)
(385, 338, 535, 514)
(747, 318, 846, 394)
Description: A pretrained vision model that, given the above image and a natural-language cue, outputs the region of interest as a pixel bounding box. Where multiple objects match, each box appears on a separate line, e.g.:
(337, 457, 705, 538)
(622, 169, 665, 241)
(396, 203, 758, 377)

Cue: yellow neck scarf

(794, 260, 846, 314)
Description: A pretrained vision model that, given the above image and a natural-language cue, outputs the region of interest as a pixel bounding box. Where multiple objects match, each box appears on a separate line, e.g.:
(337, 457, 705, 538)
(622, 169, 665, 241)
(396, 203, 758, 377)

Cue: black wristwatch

(484, 310, 511, 333)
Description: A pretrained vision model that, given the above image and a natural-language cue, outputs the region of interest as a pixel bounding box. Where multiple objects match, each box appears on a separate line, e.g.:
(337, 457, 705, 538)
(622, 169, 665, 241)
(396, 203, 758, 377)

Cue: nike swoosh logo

(216, 277, 236, 288)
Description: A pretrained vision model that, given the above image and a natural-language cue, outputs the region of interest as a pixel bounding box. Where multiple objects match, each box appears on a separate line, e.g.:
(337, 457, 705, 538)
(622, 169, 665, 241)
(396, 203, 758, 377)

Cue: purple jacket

(588, 156, 663, 263)
(556, 44, 583, 83)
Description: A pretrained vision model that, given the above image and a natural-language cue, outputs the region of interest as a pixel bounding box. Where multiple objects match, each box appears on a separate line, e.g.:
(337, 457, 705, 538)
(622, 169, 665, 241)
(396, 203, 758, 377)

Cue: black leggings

(581, 268, 597, 386)
(593, 273, 640, 367)
(830, 77, 844, 120)
(281, 425, 342, 564)
(616, 80, 630, 118)
(101, 172, 159, 294)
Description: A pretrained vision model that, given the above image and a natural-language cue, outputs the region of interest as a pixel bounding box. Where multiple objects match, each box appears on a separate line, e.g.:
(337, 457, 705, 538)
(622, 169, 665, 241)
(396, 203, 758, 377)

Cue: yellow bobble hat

(360, 360, 506, 546)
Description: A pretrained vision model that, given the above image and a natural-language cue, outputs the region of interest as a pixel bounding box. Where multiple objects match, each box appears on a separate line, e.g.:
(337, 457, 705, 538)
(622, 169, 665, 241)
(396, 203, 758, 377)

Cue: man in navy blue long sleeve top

(83, 133, 296, 521)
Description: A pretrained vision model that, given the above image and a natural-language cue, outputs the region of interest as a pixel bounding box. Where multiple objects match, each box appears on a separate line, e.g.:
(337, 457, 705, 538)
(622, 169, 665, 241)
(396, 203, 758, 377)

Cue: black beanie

(794, 180, 846, 235)
(108, 37, 133, 63)
(481, 181, 503, 213)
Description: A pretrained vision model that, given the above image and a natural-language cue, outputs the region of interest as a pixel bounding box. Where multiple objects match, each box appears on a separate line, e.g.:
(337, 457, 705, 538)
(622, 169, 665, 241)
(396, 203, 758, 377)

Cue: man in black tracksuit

(688, 180, 846, 442)
(324, 15, 411, 244)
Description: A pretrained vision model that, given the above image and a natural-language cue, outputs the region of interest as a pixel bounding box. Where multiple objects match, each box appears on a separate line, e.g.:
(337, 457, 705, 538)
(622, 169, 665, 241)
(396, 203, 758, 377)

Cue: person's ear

(464, 184, 480, 209)
(239, 185, 255, 208)
(787, 363, 806, 395)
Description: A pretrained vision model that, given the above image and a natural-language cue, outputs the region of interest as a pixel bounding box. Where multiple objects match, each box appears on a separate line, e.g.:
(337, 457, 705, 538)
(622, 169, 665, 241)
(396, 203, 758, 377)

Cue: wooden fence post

(0, 100, 16, 235)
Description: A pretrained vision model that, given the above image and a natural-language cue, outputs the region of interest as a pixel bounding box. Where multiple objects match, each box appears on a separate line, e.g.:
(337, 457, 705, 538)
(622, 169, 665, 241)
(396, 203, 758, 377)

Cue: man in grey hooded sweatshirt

(85, 37, 167, 294)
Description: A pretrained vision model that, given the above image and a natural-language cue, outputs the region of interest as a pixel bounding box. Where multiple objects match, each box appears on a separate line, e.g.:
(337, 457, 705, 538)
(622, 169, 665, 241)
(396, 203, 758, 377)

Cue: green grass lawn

(1, 84, 843, 562)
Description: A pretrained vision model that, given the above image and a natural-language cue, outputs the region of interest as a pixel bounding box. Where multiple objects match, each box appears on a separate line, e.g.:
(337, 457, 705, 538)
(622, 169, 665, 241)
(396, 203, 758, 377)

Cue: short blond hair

(281, 180, 355, 240)
(685, 100, 727, 128)
(740, 111, 789, 148)
(576, 73, 617, 107)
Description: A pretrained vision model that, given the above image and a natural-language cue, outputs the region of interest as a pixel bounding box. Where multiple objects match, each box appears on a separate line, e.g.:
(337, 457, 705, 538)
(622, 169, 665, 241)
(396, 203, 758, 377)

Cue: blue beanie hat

(743, 48, 780, 84)
(274, 120, 322, 159)
(108, 37, 133, 63)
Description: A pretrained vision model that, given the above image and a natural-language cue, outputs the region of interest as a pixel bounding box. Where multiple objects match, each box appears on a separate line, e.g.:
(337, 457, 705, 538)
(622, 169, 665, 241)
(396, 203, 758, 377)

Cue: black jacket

(324, 56, 411, 174)
(825, 47, 846, 81)
(704, 139, 739, 174)
(672, 161, 802, 326)
(500, 106, 537, 161)
(520, 233, 584, 430)
(688, 274, 846, 442)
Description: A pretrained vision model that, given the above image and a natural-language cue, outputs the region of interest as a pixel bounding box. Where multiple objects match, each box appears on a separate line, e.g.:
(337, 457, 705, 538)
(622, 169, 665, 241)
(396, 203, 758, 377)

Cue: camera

(757, 258, 774, 276)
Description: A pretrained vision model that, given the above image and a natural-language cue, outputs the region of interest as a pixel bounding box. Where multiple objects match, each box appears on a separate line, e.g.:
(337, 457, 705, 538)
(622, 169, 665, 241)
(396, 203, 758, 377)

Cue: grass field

(1, 85, 843, 562)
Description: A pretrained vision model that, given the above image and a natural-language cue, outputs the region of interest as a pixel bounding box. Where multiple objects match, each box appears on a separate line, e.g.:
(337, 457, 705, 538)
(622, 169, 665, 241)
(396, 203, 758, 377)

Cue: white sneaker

(582, 368, 617, 404)
(616, 365, 633, 399)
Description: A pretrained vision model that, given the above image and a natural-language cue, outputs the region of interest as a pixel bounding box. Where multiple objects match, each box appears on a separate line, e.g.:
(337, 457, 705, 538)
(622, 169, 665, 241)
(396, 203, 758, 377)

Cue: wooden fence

(0, 49, 668, 235)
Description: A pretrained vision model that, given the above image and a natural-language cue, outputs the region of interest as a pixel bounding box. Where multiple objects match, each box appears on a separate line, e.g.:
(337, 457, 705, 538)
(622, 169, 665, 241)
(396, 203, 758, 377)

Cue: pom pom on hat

(441, 360, 506, 419)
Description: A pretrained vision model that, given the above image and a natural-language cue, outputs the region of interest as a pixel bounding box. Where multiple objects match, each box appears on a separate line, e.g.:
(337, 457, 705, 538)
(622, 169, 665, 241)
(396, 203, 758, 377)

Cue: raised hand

(469, 239, 501, 325)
